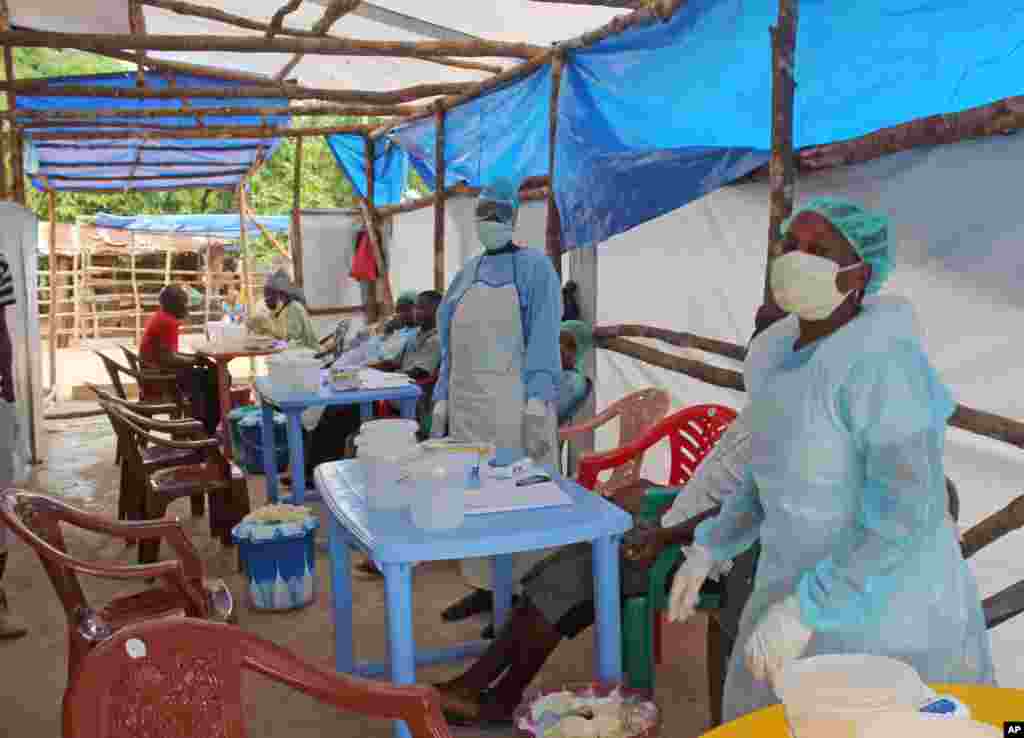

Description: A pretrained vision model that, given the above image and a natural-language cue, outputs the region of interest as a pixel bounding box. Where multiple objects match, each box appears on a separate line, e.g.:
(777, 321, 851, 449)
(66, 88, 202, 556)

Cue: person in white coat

(432, 177, 563, 618)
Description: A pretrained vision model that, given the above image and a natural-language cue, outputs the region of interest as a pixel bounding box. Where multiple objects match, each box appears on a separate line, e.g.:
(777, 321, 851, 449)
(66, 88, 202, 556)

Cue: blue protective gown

(435, 245, 562, 408)
(696, 297, 995, 721)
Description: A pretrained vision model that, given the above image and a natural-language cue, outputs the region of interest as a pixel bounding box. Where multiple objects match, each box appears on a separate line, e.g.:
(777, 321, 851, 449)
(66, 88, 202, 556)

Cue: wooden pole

(71, 245, 80, 344)
(764, 0, 799, 302)
(546, 53, 564, 278)
(243, 203, 290, 259)
(432, 106, 446, 292)
(0, 120, 7, 200)
(363, 135, 379, 322)
(0, 30, 543, 59)
(10, 102, 426, 122)
(129, 0, 148, 87)
(276, 0, 362, 81)
(163, 249, 171, 286)
(130, 233, 141, 345)
(204, 240, 212, 331)
(26, 122, 375, 140)
(238, 185, 253, 314)
(3, 46, 23, 205)
(267, 0, 303, 39)
(291, 136, 304, 287)
(47, 190, 56, 392)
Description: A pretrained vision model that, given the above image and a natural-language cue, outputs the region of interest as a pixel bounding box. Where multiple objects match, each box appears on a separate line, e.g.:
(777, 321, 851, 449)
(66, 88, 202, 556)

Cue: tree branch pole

(237, 185, 253, 314)
(267, 0, 303, 39)
(546, 53, 564, 278)
(432, 106, 446, 292)
(2, 5, 24, 204)
(764, 0, 798, 302)
(25, 123, 373, 141)
(276, 0, 362, 81)
(291, 136, 304, 287)
(8, 102, 426, 122)
(47, 189, 57, 392)
(360, 135, 394, 317)
(0, 30, 543, 59)
(5, 80, 471, 107)
(243, 201, 290, 260)
(129, 0, 148, 88)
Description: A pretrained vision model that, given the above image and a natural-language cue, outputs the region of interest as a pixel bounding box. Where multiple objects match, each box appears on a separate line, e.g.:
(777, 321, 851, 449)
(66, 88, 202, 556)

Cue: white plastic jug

(406, 451, 477, 531)
(267, 350, 322, 395)
(777, 655, 934, 738)
(356, 437, 421, 511)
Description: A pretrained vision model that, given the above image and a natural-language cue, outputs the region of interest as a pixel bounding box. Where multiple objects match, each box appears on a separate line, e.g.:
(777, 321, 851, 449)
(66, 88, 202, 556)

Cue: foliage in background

(6, 48, 434, 265)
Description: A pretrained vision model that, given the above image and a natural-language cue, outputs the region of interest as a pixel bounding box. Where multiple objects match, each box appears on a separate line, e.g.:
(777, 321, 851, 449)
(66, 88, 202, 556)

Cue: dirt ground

(1, 414, 715, 738)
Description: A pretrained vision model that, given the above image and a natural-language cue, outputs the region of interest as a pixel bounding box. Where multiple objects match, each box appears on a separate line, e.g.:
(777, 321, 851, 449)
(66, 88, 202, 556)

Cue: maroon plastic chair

(62, 618, 455, 738)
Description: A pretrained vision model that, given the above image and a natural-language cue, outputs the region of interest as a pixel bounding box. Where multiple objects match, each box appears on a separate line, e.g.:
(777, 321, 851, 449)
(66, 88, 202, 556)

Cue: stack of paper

(358, 368, 413, 389)
(463, 468, 573, 515)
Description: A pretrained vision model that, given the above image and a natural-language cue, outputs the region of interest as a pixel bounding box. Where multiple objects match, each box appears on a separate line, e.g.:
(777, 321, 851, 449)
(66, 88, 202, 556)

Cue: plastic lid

(232, 506, 319, 543)
(360, 419, 419, 433)
(852, 713, 1000, 738)
(777, 655, 931, 712)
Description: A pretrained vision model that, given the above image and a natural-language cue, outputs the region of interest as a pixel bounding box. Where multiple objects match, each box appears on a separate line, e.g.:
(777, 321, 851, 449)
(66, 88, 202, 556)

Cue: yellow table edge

(700, 684, 1024, 736)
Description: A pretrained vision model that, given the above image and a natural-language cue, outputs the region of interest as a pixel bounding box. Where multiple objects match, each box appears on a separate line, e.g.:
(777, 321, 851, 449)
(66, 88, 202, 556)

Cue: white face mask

(770, 251, 863, 321)
(476, 220, 515, 252)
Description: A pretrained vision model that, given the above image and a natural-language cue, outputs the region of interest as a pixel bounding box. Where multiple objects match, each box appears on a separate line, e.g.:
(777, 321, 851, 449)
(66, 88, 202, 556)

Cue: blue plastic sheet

(388, 65, 553, 192)
(93, 213, 290, 237)
(325, 133, 408, 206)
(18, 71, 288, 192)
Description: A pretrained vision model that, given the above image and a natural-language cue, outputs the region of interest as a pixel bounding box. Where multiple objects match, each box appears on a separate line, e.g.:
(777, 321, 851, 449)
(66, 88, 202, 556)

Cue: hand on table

(622, 523, 668, 568)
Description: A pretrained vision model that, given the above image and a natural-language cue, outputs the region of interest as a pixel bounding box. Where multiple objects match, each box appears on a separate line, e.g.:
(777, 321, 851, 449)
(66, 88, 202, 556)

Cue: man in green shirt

(248, 269, 318, 351)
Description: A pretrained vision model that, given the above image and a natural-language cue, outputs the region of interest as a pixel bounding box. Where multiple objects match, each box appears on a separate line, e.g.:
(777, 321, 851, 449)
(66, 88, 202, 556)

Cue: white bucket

(406, 451, 477, 531)
(853, 713, 1000, 738)
(266, 351, 323, 395)
(777, 655, 934, 738)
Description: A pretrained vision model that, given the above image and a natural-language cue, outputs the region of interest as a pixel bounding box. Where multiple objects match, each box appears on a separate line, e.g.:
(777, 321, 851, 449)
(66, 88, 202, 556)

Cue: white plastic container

(266, 350, 323, 395)
(406, 451, 477, 531)
(221, 322, 247, 342)
(853, 712, 1000, 738)
(359, 418, 420, 439)
(356, 436, 421, 511)
(777, 655, 934, 738)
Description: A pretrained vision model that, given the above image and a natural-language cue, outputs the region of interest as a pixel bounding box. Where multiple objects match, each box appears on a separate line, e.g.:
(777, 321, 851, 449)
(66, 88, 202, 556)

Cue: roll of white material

(777, 655, 935, 738)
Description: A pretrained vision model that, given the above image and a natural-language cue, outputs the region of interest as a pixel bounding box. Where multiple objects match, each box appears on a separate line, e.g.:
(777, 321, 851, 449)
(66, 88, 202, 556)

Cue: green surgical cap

(782, 197, 893, 294)
(396, 290, 418, 307)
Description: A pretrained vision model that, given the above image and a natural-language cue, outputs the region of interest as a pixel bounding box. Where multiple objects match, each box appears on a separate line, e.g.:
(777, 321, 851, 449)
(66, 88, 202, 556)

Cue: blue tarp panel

(18, 71, 289, 192)
(93, 213, 290, 238)
(388, 65, 553, 192)
(325, 133, 408, 206)
(378, 0, 1024, 251)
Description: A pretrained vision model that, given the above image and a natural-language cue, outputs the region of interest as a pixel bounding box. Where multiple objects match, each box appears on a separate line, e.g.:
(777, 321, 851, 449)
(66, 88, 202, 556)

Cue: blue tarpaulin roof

(19, 71, 289, 192)
(325, 133, 409, 207)
(93, 213, 290, 238)
(375, 0, 1024, 251)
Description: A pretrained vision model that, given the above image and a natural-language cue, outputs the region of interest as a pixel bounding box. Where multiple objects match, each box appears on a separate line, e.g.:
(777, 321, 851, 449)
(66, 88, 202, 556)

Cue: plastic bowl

(513, 682, 659, 738)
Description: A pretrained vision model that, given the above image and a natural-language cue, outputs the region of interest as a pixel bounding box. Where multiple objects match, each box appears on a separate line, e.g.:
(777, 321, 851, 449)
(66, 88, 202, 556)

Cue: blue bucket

(229, 405, 289, 475)
(233, 512, 319, 611)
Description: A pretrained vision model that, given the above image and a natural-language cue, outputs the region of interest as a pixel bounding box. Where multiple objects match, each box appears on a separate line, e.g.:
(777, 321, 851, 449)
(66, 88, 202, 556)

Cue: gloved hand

(744, 594, 814, 685)
(523, 397, 554, 461)
(430, 400, 448, 439)
(667, 543, 714, 623)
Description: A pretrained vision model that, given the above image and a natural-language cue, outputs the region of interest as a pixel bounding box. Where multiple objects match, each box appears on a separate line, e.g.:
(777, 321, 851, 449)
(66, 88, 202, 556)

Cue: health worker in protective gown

(431, 177, 563, 597)
(666, 197, 995, 722)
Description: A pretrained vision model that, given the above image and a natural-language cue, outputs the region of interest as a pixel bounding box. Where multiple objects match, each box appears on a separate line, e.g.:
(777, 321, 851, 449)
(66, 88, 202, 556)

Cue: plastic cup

(406, 451, 477, 531)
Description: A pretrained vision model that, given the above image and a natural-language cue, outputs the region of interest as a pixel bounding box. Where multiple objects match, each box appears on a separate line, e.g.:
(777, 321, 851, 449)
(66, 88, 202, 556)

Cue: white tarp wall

(304, 134, 1024, 684)
(0, 203, 45, 469)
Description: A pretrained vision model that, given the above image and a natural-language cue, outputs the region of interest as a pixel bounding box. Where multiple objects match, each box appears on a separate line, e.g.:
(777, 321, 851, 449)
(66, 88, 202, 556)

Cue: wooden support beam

(244, 202, 290, 259)
(44, 169, 250, 182)
(433, 106, 446, 292)
(130, 233, 141, 344)
(5, 80, 471, 107)
(764, 0, 798, 302)
(238, 185, 253, 312)
(0, 30, 543, 59)
(546, 54, 564, 277)
(360, 135, 393, 316)
(8, 102, 425, 122)
(25, 123, 372, 141)
(47, 189, 57, 391)
(291, 136, 304, 287)
(0, 118, 7, 200)
(129, 0, 148, 88)
(267, 0, 304, 39)
(93, 46, 276, 85)
(425, 57, 504, 75)
(276, 0, 362, 81)
(529, 0, 642, 5)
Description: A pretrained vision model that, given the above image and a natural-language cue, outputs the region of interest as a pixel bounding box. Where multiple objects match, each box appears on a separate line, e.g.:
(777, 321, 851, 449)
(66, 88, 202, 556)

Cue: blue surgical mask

(477, 220, 515, 252)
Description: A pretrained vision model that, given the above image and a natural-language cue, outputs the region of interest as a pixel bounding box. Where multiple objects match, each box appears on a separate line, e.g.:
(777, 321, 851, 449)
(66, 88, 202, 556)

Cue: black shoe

(442, 589, 493, 622)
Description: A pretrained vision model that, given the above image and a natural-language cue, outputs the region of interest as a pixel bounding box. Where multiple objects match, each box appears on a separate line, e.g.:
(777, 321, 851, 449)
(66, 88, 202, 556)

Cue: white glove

(744, 594, 814, 685)
(523, 398, 553, 461)
(430, 400, 448, 439)
(667, 543, 714, 623)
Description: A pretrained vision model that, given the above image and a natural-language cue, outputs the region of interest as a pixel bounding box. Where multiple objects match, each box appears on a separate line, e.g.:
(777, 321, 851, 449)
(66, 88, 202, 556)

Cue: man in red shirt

(140, 285, 223, 434)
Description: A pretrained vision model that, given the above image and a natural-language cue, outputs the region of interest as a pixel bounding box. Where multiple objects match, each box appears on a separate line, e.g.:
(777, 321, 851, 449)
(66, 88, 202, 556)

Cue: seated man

(304, 290, 444, 486)
(247, 269, 319, 351)
(331, 292, 419, 369)
(139, 285, 222, 435)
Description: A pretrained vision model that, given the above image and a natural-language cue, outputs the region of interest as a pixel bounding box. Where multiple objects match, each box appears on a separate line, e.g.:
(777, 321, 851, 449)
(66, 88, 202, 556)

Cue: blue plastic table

(314, 460, 633, 738)
(253, 376, 421, 504)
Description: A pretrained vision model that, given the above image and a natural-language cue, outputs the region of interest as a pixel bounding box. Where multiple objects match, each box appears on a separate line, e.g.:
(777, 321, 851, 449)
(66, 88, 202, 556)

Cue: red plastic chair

(576, 403, 737, 491)
(63, 618, 455, 738)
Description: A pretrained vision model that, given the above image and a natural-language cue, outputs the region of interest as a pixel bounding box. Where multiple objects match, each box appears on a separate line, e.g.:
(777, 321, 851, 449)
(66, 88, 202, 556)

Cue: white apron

(448, 275, 557, 590)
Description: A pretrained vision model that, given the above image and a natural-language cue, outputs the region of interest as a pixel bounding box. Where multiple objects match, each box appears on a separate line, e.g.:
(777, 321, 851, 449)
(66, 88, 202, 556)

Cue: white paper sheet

(463, 477, 573, 515)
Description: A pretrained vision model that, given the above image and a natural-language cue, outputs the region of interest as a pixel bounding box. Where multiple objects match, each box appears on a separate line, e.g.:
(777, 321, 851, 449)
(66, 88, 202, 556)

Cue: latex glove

(430, 400, 448, 439)
(523, 398, 553, 461)
(744, 595, 814, 685)
(667, 543, 714, 623)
